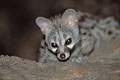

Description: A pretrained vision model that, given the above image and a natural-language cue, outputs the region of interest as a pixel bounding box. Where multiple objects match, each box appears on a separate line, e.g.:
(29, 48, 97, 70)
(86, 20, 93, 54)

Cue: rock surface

(0, 38, 120, 80)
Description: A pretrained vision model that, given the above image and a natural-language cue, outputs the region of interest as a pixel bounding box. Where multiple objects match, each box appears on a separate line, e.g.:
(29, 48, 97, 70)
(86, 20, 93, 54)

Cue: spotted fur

(36, 9, 120, 63)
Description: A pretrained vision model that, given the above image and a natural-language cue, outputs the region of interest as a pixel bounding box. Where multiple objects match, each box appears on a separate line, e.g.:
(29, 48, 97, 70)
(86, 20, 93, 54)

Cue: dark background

(0, 0, 120, 61)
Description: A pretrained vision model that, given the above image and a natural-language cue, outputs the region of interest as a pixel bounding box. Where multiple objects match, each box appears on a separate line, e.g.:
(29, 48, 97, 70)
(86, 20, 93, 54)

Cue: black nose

(60, 53, 66, 59)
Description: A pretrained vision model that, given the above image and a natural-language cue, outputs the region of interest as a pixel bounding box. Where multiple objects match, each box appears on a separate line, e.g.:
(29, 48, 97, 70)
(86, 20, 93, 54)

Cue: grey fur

(36, 9, 120, 63)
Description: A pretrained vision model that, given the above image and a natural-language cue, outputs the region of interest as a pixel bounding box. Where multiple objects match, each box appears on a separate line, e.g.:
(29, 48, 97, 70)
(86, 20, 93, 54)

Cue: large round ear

(61, 9, 78, 28)
(35, 17, 54, 35)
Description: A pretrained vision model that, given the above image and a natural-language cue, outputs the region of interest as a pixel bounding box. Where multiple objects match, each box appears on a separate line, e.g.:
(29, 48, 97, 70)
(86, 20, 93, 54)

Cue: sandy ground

(0, 37, 120, 80)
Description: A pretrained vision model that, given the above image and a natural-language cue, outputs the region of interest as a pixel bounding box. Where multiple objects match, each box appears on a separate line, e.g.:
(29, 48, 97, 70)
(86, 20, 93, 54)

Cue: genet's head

(36, 9, 81, 61)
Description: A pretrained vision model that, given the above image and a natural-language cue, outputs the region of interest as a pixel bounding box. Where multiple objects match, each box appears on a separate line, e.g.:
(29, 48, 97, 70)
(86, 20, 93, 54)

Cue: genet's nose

(60, 53, 66, 59)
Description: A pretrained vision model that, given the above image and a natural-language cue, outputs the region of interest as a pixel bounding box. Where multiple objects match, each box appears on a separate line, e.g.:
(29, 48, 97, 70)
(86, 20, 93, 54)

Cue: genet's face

(36, 9, 81, 61)
(46, 28, 79, 61)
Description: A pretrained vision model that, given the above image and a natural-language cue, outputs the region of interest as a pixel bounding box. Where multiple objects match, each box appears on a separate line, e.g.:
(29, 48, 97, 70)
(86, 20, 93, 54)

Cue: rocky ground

(0, 37, 120, 80)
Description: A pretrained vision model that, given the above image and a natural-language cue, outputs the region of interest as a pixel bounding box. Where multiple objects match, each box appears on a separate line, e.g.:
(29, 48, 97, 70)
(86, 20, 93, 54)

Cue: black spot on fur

(83, 15, 88, 18)
(79, 15, 88, 22)
(112, 36, 116, 39)
(106, 21, 110, 24)
(91, 25, 95, 29)
(79, 16, 85, 22)
(41, 46, 44, 49)
(108, 31, 112, 35)
(115, 26, 120, 30)
(82, 32, 87, 35)
(90, 16, 95, 19)
(96, 18, 99, 23)
(89, 33, 92, 36)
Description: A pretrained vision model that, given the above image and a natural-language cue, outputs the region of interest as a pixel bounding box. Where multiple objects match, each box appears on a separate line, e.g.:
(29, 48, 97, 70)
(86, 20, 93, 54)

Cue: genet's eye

(51, 43, 58, 48)
(65, 38, 72, 45)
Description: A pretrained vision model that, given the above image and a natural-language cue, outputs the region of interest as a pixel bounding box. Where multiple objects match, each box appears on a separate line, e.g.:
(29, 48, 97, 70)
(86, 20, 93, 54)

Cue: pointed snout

(57, 52, 70, 62)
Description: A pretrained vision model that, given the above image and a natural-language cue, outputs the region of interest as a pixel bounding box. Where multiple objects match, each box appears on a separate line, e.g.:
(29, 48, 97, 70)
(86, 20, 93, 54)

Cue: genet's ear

(61, 9, 78, 28)
(35, 17, 54, 35)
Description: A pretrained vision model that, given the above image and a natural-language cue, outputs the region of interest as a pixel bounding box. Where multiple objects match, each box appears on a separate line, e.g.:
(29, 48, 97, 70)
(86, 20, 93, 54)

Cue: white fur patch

(67, 43, 73, 49)
(51, 48, 57, 53)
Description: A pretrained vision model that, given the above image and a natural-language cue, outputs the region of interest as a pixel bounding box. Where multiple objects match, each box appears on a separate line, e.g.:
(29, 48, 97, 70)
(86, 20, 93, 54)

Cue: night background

(0, 0, 120, 61)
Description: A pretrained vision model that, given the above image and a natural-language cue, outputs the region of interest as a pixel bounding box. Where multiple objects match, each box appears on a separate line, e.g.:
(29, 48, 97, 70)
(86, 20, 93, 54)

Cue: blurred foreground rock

(0, 38, 120, 80)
